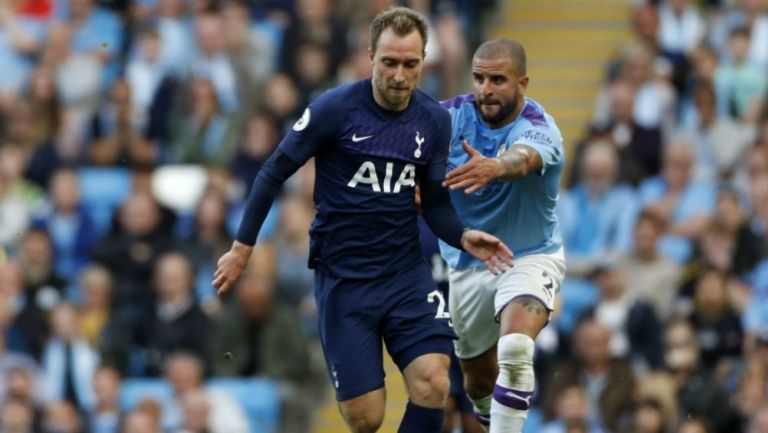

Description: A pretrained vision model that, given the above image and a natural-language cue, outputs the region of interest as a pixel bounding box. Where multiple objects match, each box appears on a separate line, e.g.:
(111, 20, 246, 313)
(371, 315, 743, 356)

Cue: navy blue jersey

(418, 216, 449, 293)
(280, 79, 452, 279)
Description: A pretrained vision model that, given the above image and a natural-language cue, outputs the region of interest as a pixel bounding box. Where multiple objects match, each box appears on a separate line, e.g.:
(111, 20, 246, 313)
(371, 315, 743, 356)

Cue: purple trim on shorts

(495, 294, 553, 323)
(493, 384, 533, 411)
(473, 411, 490, 426)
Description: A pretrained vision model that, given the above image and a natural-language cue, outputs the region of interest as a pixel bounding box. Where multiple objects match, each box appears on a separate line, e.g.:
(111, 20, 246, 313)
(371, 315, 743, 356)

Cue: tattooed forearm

(495, 146, 533, 180)
(511, 296, 546, 315)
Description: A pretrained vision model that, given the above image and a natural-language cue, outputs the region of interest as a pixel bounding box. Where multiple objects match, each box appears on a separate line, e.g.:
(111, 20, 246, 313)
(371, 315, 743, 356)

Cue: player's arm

(420, 110, 514, 275)
(214, 101, 338, 294)
(442, 140, 542, 194)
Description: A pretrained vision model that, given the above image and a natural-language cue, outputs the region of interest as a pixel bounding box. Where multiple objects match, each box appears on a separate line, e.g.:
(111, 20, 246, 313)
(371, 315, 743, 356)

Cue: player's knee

(341, 407, 384, 433)
(408, 363, 450, 406)
(497, 333, 536, 410)
(414, 375, 450, 407)
(497, 333, 535, 368)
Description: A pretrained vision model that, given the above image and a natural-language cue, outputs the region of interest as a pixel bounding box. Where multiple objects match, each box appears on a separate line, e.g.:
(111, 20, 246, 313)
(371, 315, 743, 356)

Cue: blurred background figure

(0, 0, 763, 431)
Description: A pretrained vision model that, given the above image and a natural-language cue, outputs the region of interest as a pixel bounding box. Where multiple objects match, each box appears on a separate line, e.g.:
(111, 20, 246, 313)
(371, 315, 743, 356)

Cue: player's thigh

(338, 388, 386, 433)
(448, 267, 498, 359)
(315, 272, 386, 402)
(494, 248, 566, 337)
(382, 264, 455, 371)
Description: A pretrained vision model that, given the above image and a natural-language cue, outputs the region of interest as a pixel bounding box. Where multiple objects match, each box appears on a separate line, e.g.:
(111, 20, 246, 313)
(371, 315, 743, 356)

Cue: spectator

(0, 261, 49, 359)
(33, 168, 98, 282)
(542, 319, 635, 432)
(540, 385, 607, 433)
(587, 259, 664, 370)
(191, 13, 239, 113)
(41, 400, 86, 433)
(170, 78, 240, 166)
(662, 320, 736, 433)
(87, 80, 156, 168)
(17, 228, 66, 311)
(229, 111, 279, 194)
(162, 352, 250, 433)
(129, 252, 209, 376)
(629, 398, 669, 433)
(86, 365, 124, 433)
(715, 28, 767, 121)
(687, 268, 743, 369)
(638, 138, 717, 263)
(208, 247, 319, 433)
(685, 81, 756, 184)
(74, 266, 111, 345)
(0, 332, 43, 404)
(620, 208, 682, 322)
(92, 191, 173, 317)
(559, 140, 638, 277)
(0, 398, 36, 433)
(41, 302, 99, 410)
(3, 367, 44, 428)
(589, 80, 664, 185)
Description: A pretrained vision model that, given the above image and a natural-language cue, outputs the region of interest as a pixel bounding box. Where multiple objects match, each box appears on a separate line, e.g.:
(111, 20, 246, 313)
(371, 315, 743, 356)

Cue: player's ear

(519, 76, 530, 92)
(369, 47, 374, 63)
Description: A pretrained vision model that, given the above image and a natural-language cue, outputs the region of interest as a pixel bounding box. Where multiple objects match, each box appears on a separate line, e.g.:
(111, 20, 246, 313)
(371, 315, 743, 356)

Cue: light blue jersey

(439, 94, 564, 269)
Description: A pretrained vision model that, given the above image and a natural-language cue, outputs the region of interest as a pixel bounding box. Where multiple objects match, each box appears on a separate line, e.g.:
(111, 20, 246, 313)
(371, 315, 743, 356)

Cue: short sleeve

(278, 91, 343, 164)
(513, 127, 563, 176)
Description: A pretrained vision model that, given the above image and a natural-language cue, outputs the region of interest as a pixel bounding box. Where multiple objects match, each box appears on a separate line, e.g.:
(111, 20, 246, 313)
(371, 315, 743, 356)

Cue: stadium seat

(119, 378, 173, 410)
(206, 378, 280, 433)
(77, 167, 132, 235)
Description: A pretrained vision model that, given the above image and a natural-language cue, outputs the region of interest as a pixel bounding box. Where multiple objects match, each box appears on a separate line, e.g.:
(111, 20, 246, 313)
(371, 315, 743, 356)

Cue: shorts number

(427, 290, 451, 320)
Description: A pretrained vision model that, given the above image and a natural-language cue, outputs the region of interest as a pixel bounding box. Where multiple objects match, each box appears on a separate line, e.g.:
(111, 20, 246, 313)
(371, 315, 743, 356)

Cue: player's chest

(450, 127, 512, 164)
(336, 117, 439, 164)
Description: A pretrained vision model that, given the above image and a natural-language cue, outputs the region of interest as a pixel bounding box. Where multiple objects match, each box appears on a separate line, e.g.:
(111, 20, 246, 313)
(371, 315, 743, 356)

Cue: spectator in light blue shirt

(559, 139, 638, 277)
(638, 138, 717, 264)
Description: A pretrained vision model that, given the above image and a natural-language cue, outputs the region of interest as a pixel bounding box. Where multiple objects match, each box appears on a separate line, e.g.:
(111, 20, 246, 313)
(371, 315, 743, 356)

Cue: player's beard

(373, 75, 412, 110)
(478, 96, 518, 126)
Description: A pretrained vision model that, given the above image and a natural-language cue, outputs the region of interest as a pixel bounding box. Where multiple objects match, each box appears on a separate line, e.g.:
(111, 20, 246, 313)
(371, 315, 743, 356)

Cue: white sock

(490, 334, 535, 433)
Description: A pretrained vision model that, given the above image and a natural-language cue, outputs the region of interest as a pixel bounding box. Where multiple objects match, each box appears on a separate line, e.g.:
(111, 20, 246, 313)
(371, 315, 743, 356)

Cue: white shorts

(448, 248, 566, 359)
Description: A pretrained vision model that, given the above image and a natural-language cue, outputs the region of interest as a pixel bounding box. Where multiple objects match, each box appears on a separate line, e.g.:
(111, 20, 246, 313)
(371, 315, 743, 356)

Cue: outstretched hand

(442, 140, 504, 194)
(461, 229, 514, 275)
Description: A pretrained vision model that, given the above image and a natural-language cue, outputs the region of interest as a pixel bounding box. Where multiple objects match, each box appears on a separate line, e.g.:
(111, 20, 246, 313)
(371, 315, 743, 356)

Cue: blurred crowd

(2, 0, 768, 432)
(533, 1, 768, 433)
(0, 0, 498, 432)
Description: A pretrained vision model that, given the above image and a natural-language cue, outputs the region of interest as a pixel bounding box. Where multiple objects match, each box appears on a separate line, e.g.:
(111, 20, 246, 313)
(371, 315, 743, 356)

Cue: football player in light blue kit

(439, 39, 566, 433)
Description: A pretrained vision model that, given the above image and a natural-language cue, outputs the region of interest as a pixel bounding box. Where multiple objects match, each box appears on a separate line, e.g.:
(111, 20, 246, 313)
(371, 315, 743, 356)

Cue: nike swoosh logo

(505, 392, 532, 404)
(352, 133, 374, 142)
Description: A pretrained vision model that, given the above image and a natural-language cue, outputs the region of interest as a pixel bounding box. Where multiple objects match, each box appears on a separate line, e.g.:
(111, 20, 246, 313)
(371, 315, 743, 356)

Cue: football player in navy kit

(213, 7, 513, 433)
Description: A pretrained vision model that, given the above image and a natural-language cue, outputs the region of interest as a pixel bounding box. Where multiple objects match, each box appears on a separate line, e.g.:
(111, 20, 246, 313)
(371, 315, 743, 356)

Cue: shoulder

(294, 81, 364, 132)
(512, 100, 561, 144)
(519, 100, 562, 137)
(414, 89, 451, 126)
(309, 80, 364, 113)
(439, 93, 476, 112)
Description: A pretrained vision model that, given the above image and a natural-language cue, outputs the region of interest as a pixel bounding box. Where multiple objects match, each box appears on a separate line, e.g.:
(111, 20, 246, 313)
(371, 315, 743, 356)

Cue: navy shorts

(315, 263, 456, 401)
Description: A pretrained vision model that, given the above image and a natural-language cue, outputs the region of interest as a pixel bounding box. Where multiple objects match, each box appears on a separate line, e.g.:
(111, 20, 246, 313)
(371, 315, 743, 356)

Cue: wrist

(460, 227, 472, 248)
(491, 157, 507, 179)
(231, 240, 254, 257)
